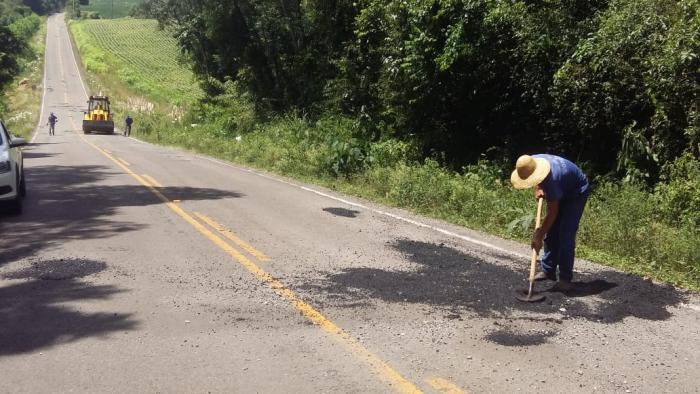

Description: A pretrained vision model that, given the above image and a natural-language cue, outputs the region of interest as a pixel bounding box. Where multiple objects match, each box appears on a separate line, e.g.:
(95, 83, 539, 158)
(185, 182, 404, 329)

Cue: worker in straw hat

(511, 154, 590, 291)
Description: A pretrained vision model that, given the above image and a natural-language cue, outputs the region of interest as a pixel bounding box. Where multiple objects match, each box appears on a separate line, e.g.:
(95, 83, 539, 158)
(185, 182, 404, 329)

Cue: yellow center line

(194, 212, 270, 261)
(142, 174, 163, 188)
(425, 377, 468, 394)
(72, 120, 423, 394)
(116, 157, 130, 167)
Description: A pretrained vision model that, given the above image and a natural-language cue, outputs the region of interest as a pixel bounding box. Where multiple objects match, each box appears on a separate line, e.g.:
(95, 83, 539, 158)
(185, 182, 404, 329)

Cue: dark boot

(534, 271, 556, 281)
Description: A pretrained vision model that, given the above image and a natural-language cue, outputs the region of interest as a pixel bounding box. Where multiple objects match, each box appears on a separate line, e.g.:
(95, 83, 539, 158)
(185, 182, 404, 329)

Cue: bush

(369, 138, 420, 168)
(552, 0, 700, 179)
(82, 11, 101, 19)
(323, 137, 368, 177)
(580, 181, 657, 260)
(8, 14, 41, 42)
(655, 152, 700, 227)
(198, 79, 256, 136)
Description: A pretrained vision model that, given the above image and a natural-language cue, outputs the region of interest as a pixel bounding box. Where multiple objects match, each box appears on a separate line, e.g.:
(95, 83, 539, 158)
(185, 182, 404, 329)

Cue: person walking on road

(47, 112, 58, 136)
(510, 154, 590, 292)
(124, 114, 133, 137)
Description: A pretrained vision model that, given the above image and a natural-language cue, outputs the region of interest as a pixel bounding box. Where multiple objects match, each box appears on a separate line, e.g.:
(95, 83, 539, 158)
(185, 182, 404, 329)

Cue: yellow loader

(82, 95, 115, 134)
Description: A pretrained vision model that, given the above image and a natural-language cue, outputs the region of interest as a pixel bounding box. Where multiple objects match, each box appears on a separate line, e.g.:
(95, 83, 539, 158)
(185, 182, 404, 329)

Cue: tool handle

(528, 198, 544, 282)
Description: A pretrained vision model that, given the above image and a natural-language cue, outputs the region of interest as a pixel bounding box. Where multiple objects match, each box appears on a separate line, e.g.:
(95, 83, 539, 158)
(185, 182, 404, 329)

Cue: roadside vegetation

(0, 1, 47, 139)
(70, 0, 699, 291)
(69, 0, 141, 19)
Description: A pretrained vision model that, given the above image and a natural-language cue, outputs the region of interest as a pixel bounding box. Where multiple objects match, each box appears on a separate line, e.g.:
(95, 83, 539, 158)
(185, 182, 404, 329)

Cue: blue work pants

(540, 191, 589, 281)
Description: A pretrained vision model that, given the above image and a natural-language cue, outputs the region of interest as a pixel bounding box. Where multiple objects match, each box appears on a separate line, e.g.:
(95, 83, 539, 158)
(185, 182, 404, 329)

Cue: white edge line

(196, 154, 527, 261)
(31, 16, 50, 144)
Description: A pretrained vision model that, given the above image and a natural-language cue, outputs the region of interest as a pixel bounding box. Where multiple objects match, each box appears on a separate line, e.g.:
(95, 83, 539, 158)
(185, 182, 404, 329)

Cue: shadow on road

(0, 259, 137, 356)
(0, 164, 243, 263)
(2, 258, 107, 280)
(21, 151, 62, 160)
(305, 239, 688, 345)
(323, 207, 361, 218)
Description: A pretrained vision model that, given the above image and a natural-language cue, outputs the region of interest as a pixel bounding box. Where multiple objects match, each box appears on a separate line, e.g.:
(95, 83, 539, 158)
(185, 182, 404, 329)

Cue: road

(1, 14, 699, 394)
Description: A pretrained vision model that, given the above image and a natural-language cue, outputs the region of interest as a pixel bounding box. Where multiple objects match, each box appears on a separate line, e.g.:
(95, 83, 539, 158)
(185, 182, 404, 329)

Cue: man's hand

(534, 185, 545, 200)
(531, 228, 545, 253)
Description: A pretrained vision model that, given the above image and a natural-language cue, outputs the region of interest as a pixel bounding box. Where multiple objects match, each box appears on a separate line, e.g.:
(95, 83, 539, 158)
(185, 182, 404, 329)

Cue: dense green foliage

(142, 0, 698, 179)
(0, 1, 43, 113)
(553, 0, 700, 180)
(22, 0, 66, 14)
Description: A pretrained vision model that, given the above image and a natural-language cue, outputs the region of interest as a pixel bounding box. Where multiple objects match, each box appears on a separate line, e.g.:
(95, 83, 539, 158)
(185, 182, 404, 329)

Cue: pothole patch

(2, 259, 107, 280)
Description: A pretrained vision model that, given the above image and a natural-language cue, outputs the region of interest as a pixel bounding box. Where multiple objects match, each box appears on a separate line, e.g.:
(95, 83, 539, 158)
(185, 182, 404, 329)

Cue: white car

(0, 120, 27, 213)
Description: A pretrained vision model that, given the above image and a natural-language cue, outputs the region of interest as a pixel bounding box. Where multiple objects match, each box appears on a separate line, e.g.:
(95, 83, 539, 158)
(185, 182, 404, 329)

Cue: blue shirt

(533, 154, 589, 201)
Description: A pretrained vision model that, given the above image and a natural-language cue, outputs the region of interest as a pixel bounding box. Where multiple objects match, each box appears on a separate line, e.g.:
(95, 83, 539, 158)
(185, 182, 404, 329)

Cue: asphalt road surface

(1, 14, 699, 394)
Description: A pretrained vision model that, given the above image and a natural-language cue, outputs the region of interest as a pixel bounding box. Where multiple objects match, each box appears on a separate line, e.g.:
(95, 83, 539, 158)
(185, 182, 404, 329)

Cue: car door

(0, 121, 20, 179)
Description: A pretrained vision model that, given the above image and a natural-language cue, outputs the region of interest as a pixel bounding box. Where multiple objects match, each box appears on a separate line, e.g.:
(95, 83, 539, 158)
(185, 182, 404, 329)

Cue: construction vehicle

(82, 95, 115, 134)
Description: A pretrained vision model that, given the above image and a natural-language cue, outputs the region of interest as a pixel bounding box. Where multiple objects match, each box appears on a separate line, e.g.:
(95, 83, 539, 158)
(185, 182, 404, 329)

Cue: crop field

(70, 18, 202, 105)
(77, 0, 142, 19)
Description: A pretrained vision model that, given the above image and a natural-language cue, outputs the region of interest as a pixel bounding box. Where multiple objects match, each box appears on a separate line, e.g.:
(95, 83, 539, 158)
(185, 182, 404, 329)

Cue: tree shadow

(0, 259, 138, 356)
(303, 239, 688, 345)
(323, 207, 361, 218)
(0, 165, 243, 264)
(2, 258, 107, 280)
(21, 151, 62, 159)
(25, 142, 63, 147)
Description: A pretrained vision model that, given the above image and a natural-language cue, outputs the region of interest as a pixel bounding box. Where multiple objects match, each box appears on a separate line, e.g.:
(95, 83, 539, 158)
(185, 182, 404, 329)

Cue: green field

(77, 0, 142, 19)
(70, 18, 201, 105)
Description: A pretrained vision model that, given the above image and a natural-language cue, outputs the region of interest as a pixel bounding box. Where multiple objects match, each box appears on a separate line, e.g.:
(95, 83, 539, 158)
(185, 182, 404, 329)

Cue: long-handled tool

(516, 197, 546, 303)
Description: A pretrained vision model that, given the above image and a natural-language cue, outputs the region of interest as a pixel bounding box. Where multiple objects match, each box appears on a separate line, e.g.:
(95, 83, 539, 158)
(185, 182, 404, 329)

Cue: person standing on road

(510, 154, 590, 292)
(47, 112, 58, 136)
(124, 114, 133, 137)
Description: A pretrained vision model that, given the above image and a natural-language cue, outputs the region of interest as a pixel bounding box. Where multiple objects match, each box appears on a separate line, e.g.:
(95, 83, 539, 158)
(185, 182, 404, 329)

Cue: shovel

(516, 197, 546, 303)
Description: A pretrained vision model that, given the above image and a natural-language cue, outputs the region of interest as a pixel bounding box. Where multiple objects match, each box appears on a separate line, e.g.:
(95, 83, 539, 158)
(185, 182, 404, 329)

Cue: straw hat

(510, 155, 551, 189)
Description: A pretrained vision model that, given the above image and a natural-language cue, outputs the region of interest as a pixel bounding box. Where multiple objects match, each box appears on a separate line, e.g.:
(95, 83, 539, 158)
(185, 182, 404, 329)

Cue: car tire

(10, 174, 22, 214)
(19, 172, 26, 197)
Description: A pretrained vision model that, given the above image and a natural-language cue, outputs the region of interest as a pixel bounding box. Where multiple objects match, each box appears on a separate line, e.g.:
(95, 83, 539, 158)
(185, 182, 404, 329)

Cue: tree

(552, 0, 700, 180)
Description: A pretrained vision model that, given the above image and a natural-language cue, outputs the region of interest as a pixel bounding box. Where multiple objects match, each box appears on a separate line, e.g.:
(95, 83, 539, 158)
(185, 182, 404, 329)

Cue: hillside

(70, 18, 202, 106)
